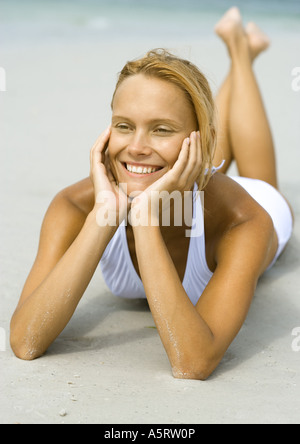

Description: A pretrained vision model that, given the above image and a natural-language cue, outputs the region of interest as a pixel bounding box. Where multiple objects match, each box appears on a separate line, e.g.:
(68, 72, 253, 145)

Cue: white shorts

(231, 176, 293, 270)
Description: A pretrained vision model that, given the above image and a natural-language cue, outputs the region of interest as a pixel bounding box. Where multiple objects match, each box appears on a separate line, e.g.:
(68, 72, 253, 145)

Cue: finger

(90, 126, 111, 170)
(196, 131, 202, 166)
(183, 131, 201, 181)
(176, 131, 196, 181)
(195, 131, 203, 186)
(171, 136, 190, 177)
(175, 131, 201, 192)
(188, 131, 197, 168)
(91, 126, 111, 151)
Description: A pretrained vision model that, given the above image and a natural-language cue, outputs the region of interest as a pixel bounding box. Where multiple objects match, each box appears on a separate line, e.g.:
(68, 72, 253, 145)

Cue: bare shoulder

(41, 177, 95, 251)
(37, 176, 95, 256)
(41, 177, 95, 242)
(57, 177, 95, 216)
(204, 173, 273, 226)
(18, 178, 95, 304)
(203, 173, 277, 273)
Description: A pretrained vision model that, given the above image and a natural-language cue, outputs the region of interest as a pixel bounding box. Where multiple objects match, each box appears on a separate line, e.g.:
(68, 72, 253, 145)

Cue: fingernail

(186, 137, 190, 146)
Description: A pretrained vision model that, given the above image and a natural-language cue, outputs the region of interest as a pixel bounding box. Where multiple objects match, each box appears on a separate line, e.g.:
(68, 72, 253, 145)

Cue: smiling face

(108, 74, 198, 196)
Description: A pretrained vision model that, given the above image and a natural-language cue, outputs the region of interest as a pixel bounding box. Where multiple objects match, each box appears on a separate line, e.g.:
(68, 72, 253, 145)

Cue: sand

(1, 5, 300, 424)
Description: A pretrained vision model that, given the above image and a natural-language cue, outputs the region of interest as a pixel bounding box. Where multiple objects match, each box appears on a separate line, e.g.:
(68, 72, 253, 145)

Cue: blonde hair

(112, 49, 217, 190)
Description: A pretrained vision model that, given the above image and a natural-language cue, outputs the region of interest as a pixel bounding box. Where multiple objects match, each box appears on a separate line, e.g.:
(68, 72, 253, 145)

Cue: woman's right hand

(90, 127, 129, 226)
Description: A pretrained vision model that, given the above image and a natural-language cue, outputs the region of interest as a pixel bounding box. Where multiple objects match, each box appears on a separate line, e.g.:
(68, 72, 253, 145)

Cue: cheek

(107, 138, 122, 180)
(107, 133, 120, 158)
(160, 139, 183, 167)
(107, 134, 125, 171)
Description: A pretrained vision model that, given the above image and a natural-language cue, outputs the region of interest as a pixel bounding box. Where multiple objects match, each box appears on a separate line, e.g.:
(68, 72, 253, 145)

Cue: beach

(1, 0, 300, 424)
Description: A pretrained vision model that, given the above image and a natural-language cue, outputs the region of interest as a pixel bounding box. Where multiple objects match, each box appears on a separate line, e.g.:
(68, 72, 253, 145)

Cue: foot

(246, 22, 271, 61)
(214, 7, 245, 46)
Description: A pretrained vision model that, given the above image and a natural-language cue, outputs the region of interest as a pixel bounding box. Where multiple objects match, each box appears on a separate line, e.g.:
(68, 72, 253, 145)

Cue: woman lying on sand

(10, 7, 294, 379)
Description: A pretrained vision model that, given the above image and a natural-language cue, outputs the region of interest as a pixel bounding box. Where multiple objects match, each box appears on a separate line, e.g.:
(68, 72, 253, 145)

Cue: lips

(123, 162, 163, 175)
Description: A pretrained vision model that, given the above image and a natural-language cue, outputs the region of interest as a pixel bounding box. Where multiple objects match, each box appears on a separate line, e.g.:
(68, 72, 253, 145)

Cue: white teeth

(125, 164, 160, 174)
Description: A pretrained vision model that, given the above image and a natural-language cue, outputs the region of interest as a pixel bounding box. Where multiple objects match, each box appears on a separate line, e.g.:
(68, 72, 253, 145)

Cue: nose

(127, 130, 153, 157)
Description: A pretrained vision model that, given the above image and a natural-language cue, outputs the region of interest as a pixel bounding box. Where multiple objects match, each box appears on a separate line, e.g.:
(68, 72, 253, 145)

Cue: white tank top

(100, 186, 213, 306)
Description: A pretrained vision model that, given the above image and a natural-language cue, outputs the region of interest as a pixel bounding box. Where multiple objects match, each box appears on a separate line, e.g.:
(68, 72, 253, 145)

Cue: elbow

(172, 367, 212, 381)
(13, 350, 42, 362)
(11, 343, 42, 361)
(172, 357, 217, 381)
(10, 333, 43, 362)
(10, 316, 45, 361)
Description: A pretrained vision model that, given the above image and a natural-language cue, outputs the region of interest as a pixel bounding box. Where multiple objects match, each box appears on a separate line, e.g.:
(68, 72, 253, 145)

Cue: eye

(154, 127, 172, 135)
(115, 123, 132, 132)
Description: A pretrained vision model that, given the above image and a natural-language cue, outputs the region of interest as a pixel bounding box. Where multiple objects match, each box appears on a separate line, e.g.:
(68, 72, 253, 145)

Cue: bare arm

(10, 127, 125, 360)
(10, 194, 116, 360)
(133, 210, 275, 380)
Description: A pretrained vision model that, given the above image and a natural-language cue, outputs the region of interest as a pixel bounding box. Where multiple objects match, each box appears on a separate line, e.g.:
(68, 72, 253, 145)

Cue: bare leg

(213, 7, 278, 188)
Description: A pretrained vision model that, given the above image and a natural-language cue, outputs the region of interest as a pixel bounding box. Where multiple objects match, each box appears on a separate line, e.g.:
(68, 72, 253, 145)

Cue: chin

(119, 181, 150, 199)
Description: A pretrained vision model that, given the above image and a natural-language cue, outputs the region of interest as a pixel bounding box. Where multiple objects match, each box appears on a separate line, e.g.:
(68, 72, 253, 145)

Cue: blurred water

(1, 0, 299, 47)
